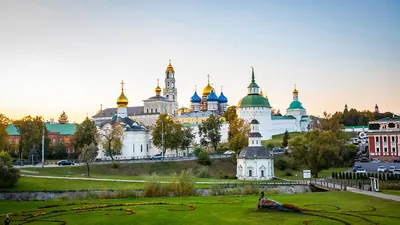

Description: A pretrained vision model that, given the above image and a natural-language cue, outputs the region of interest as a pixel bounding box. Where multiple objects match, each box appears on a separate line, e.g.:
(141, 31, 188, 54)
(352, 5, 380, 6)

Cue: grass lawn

(274, 167, 350, 180)
(0, 192, 399, 224)
(262, 132, 305, 148)
(381, 190, 400, 197)
(0, 177, 217, 191)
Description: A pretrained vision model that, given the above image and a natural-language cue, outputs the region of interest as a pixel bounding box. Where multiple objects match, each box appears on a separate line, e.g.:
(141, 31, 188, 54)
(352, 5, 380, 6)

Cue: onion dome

(117, 80, 128, 107)
(206, 90, 219, 102)
(218, 92, 228, 103)
(202, 74, 215, 98)
(293, 85, 298, 94)
(155, 78, 162, 95)
(287, 101, 305, 110)
(166, 60, 174, 73)
(190, 91, 201, 103)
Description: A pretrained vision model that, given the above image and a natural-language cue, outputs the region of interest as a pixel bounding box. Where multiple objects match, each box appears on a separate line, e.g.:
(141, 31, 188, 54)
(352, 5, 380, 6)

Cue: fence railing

(215, 181, 309, 189)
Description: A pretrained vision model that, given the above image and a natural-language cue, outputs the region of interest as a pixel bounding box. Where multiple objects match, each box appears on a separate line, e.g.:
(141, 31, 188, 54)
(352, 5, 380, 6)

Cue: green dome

(238, 94, 271, 108)
(248, 82, 259, 88)
(287, 100, 305, 110)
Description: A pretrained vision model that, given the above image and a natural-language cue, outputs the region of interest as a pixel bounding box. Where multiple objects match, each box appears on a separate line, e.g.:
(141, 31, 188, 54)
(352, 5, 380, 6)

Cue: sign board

(303, 170, 311, 179)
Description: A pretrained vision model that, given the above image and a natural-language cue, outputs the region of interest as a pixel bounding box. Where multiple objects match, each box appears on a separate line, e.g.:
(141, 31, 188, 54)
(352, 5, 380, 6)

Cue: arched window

(147, 144, 149, 152)
(141, 145, 143, 152)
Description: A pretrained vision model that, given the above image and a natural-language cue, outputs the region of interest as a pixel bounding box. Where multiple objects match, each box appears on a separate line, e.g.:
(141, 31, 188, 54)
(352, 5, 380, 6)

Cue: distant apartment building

(368, 116, 400, 161)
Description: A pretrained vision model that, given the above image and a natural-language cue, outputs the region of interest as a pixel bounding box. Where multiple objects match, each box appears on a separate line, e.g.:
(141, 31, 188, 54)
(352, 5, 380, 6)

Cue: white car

(356, 168, 367, 173)
(377, 166, 387, 173)
(389, 166, 396, 173)
(393, 169, 400, 175)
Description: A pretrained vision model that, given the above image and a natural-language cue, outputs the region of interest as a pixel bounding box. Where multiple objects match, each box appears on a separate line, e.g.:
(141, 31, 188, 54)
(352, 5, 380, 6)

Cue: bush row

(144, 169, 195, 197)
(331, 172, 400, 181)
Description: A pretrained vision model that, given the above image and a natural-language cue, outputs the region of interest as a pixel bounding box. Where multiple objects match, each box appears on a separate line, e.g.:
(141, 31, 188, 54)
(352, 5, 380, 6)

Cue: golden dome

(260, 90, 264, 97)
(155, 78, 162, 95)
(117, 80, 128, 107)
(202, 74, 215, 97)
(166, 60, 174, 73)
(293, 84, 298, 94)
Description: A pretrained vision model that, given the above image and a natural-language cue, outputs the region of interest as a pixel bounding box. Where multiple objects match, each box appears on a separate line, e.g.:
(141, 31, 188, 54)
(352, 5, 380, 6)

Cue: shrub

(275, 159, 288, 171)
(197, 150, 211, 165)
(284, 170, 293, 176)
(111, 161, 120, 169)
(196, 166, 209, 178)
(380, 183, 400, 190)
(231, 152, 237, 163)
(0, 162, 20, 188)
(193, 147, 202, 156)
(177, 169, 195, 196)
(228, 174, 237, 179)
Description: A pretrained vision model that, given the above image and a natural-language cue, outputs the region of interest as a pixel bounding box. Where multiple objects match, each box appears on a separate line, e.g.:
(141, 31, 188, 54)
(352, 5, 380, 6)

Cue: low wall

(0, 185, 311, 201)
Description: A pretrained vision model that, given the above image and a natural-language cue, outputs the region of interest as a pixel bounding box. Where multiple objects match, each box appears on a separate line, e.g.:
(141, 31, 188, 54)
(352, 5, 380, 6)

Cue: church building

(237, 118, 274, 180)
(92, 61, 178, 127)
(96, 82, 151, 159)
(237, 67, 310, 140)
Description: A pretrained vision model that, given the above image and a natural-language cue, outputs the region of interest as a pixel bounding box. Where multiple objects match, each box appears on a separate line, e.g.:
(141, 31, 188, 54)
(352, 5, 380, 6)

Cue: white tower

(163, 60, 179, 115)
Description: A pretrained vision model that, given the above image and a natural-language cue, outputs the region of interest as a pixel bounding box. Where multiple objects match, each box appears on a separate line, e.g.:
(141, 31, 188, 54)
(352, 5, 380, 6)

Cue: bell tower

(163, 60, 178, 115)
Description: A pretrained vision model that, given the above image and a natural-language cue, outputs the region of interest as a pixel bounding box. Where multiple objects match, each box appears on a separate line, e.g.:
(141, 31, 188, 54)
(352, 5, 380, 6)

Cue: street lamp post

(42, 121, 45, 167)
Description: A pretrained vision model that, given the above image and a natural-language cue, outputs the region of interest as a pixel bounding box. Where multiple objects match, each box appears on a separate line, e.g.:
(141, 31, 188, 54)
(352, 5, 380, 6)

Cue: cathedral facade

(92, 61, 179, 127)
(237, 68, 310, 140)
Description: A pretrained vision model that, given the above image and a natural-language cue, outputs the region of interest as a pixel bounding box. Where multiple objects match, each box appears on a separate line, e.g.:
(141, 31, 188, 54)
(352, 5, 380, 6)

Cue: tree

(271, 108, 282, 116)
(228, 118, 249, 153)
(281, 130, 290, 148)
(0, 114, 10, 151)
(14, 116, 49, 161)
(198, 115, 222, 152)
(341, 144, 359, 166)
(181, 127, 195, 156)
(152, 114, 175, 153)
(99, 124, 124, 161)
(0, 151, 20, 188)
(58, 111, 69, 124)
(78, 143, 98, 177)
(290, 129, 340, 178)
(197, 150, 211, 165)
(73, 117, 98, 158)
(169, 123, 184, 156)
(53, 142, 68, 159)
(223, 106, 237, 123)
(311, 112, 345, 139)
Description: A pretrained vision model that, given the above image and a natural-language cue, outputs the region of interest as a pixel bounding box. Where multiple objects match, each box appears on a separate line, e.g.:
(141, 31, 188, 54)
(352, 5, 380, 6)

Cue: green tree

(312, 112, 345, 139)
(73, 117, 98, 158)
(152, 114, 175, 154)
(0, 114, 9, 151)
(197, 150, 211, 165)
(181, 127, 195, 156)
(341, 144, 359, 166)
(53, 142, 68, 159)
(290, 129, 340, 178)
(199, 115, 222, 152)
(14, 116, 49, 161)
(99, 124, 124, 161)
(223, 106, 237, 123)
(281, 130, 290, 148)
(78, 143, 98, 177)
(0, 151, 20, 188)
(58, 111, 69, 124)
(169, 123, 184, 156)
(228, 118, 249, 153)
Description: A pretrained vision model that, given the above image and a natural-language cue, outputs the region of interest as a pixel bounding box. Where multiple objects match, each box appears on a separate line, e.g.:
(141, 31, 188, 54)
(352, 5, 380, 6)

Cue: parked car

(356, 168, 367, 173)
(352, 165, 363, 172)
(372, 158, 381, 163)
(150, 154, 163, 160)
(389, 166, 396, 173)
(57, 160, 74, 166)
(393, 169, 400, 175)
(223, 150, 234, 155)
(360, 158, 370, 162)
(377, 166, 387, 173)
(393, 159, 400, 163)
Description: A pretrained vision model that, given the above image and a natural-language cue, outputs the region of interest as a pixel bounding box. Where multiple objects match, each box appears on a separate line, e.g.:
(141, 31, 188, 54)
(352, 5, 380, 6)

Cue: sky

(1, 0, 399, 123)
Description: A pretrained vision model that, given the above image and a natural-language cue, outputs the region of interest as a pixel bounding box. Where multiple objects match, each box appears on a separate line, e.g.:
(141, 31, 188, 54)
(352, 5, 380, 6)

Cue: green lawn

(1, 192, 399, 224)
(262, 132, 305, 148)
(381, 190, 400, 197)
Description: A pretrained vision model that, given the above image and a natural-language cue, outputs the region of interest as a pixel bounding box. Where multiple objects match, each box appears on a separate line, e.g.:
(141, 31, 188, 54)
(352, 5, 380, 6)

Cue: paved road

(353, 162, 400, 172)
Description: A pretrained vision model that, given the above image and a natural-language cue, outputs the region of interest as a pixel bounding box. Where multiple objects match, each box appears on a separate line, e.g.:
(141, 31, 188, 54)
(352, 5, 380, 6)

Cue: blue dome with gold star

(206, 90, 219, 102)
(218, 92, 228, 103)
(190, 91, 201, 103)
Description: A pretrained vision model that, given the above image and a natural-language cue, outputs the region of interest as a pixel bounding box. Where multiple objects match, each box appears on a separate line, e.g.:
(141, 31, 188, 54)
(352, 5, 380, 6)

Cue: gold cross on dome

(121, 80, 125, 90)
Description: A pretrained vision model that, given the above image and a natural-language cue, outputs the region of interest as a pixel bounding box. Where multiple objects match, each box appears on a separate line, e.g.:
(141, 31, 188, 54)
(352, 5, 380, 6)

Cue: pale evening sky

(1, 0, 399, 123)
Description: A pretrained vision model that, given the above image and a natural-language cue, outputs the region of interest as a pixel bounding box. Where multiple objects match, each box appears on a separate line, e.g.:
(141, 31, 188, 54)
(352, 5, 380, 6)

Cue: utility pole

(42, 121, 45, 167)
